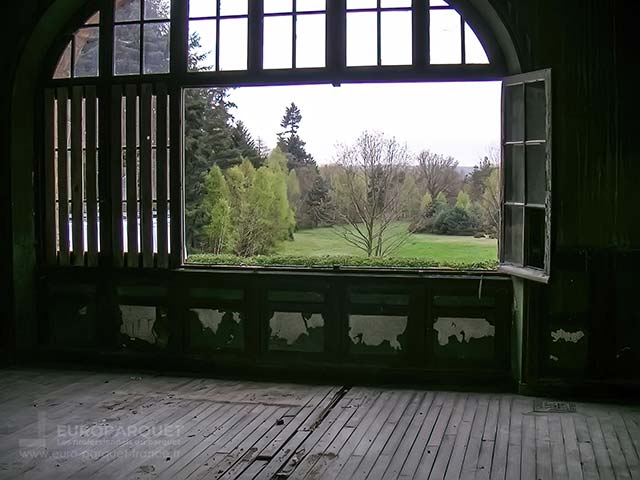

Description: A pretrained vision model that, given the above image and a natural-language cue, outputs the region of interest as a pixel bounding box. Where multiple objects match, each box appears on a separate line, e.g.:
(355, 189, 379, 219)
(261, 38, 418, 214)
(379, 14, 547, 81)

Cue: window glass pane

(504, 144, 524, 203)
(219, 0, 247, 16)
(430, 9, 461, 64)
(504, 84, 524, 142)
(114, 24, 141, 75)
(526, 81, 546, 141)
(143, 22, 170, 74)
(264, 16, 293, 69)
(115, 0, 140, 22)
(74, 28, 100, 77)
(381, 11, 411, 65)
(264, 0, 293, 14)
(525, 207, 545, 269)
(85, 12, 101, 25)
(189, 0, 216, 18)
(504, 206, 523, 265)
(430, 0, 450, 6)
(54, 42, 72, 79)
(347, 12, 377, 66)
(347, 0, 377, 9)
(464, 23, 489, 64)
(144, 0, 170, 19)
(297, 0, 326, 12)
(188, 20, 216, 71)
(526, 144, 546, 205)
(381, 0, 412, 7)
(296, 14, 325, 68)
(219, 18, 247, 70)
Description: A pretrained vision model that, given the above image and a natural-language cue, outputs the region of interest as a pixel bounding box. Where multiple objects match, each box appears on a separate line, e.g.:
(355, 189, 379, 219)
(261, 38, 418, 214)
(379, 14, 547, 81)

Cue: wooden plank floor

(1, 368, 639, 479)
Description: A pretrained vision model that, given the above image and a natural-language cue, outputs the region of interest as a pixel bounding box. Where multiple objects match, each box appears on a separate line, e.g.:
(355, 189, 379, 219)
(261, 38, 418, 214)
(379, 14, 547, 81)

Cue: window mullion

(170, 0, 187, 75)
(412, 0, 427, 68)
(248, 0, 264, 71)
(326, 0, 346, 76)
(292, 0, 298, 69)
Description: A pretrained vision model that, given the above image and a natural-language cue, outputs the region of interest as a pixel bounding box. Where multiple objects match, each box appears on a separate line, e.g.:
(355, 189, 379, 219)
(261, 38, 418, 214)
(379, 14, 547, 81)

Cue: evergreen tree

(232, 120, 263, 168)
(302, 175, 330, 229)
(184, 87, 244, 250)
(276, 102, 316, 170)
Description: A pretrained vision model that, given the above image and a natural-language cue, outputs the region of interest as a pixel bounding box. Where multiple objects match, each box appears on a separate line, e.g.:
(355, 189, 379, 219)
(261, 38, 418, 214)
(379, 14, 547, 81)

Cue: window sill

(498, 264, 549, 283)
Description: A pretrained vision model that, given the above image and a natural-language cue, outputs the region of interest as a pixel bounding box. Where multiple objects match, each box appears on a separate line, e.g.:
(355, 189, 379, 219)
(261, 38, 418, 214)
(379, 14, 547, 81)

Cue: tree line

(185, 89, 500, 258)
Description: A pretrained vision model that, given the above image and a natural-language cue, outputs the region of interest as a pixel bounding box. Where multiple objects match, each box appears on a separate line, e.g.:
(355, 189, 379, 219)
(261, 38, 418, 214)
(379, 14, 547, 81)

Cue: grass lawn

(276, 223, 497, 265)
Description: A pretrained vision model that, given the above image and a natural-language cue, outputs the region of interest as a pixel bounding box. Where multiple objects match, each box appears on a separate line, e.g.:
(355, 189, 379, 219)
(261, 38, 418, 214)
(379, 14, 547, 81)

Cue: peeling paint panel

(546, 324, 587, 372)
(433, 317, 495, 362)
(550, 329, 585, 343)
(349, 315, 408, 355)
(49, 300, 98, 347)
(269, 311, 325, 353)
(187, 308, 244, 352)
(119, 305, 169, 351)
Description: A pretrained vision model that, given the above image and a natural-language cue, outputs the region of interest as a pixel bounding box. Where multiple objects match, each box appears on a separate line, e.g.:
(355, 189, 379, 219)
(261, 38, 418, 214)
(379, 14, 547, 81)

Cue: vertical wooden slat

(169, 88, 183, 267)
(70, 86, 84, 266)
(125, 84, 139, 267)
(110, 85, 124, 267)
(85, 86, 99, 266)
(140, 83, 153, 268)
(156, 85, 169, 268)
(56, 87, 70, 265)
(43, 89, 57, 265)
(412, 0, 428, 68)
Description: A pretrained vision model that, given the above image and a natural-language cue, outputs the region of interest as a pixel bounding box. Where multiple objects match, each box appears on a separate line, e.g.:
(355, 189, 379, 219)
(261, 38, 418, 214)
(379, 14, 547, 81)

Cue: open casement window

(499, 69, 552, 283)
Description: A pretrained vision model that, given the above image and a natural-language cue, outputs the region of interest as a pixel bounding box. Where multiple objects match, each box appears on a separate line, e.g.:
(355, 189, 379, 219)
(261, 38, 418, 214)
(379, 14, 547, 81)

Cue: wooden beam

(43, 89, 57, 265)
(139, 83, 153, 268)
(156, 84, 169, 269)
(56, 87, 70, 266)
(125, 84, 138, 267)
(85, 85, 99, 267)
(70, 86, 84, 266)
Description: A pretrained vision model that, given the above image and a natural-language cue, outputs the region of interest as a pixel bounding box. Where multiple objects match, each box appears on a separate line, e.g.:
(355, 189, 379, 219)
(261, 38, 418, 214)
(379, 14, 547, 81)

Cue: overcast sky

(228, 81, 500, 167)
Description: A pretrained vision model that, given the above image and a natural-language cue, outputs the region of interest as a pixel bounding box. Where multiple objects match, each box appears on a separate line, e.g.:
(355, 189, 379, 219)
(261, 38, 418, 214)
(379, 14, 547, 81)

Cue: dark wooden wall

(1, 0, 638, 388)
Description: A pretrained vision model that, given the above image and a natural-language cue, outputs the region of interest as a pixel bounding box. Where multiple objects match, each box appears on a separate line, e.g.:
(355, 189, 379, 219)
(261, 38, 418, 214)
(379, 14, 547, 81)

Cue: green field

(277, 224, 497, 264)
(188, 222, 497, 269)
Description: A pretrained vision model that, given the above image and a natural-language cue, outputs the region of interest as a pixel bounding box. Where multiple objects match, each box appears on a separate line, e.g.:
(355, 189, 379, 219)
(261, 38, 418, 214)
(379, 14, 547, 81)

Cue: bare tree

(417, 150, 461, 200)
(329, 132, 414, 257)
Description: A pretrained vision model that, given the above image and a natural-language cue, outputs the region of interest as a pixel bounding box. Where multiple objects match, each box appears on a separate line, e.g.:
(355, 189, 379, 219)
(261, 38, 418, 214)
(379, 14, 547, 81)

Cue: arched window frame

(40, 0, 552, 283)
(46, 0, 508, 87)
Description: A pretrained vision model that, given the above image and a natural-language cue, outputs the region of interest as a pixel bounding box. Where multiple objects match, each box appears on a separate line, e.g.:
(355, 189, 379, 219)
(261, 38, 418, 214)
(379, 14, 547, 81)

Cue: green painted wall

(0, 0, 638, 385)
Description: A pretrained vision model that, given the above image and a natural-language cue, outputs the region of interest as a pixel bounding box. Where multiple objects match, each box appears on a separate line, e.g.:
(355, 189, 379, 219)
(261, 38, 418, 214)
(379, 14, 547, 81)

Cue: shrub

(431, 207, 480, 236)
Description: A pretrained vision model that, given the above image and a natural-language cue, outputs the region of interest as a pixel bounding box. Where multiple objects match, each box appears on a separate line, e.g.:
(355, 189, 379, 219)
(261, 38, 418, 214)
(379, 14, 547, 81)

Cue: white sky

(229, 82, 500, 167)
(188, 0, 500, 167)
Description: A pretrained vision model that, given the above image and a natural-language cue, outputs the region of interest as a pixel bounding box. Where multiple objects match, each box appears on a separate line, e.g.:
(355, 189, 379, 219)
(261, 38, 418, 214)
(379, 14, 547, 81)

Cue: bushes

(431, 206, 480, 236)
(186, 253, 497, 270)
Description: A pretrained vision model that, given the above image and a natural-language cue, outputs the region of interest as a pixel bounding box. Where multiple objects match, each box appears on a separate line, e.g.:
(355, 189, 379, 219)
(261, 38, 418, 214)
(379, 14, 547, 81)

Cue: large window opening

(41, 0, 551, 280)
(184, 82, 501, 269)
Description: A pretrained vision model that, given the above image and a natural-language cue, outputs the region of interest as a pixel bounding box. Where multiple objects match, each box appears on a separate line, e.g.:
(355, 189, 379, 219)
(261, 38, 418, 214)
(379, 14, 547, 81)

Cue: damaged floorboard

(1, 368, 639, 479)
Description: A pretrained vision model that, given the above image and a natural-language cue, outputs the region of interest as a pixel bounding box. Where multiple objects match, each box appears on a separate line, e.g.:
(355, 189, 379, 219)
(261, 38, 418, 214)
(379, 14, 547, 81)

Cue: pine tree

(232, 121, 263, 168)
(276, 102, 316, 170)
(184, 87, 244, 250)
